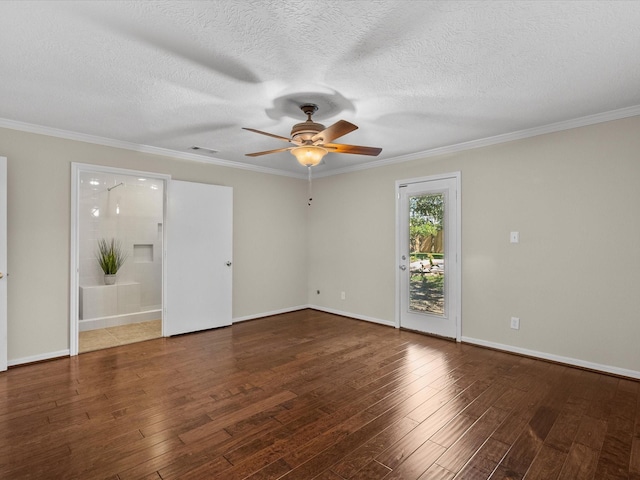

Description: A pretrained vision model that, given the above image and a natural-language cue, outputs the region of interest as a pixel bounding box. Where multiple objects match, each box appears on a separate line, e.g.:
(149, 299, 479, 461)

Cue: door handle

(0, 272, 4, 279)
(399, 265, 406, 271)
(226, 261, 232, 267)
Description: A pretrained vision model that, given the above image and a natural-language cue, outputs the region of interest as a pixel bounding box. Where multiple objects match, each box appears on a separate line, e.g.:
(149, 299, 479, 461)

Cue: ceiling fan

(243, 104, 382, 167)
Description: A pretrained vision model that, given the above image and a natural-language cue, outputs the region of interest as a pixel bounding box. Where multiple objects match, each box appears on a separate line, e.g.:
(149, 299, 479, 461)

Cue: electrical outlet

(510, 317, 520, 330)
(341, 291, 346, 300)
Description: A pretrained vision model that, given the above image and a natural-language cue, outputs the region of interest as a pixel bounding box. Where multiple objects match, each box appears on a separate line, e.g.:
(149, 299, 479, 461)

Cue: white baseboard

(461, 336, 640, 380)
(307, 305, 396, 328)
(232, 305, 308, 323)
(233, 304, 396, 329)
(79, 309, 162, 331)
(8, 349, 70, 367)
(14, 309, 635, 380)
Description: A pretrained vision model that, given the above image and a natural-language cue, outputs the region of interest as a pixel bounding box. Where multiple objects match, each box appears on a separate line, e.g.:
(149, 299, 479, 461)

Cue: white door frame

(0, 156, 7, 371)
(69, 163, 170, 356)
(395, 172, 462, 341)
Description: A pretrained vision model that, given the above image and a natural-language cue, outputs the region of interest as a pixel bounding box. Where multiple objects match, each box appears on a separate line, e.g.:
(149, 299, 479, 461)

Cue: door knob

(226, 261, 232, 267)
(399, 265, 406, 271)
(0, 272, 4, 279)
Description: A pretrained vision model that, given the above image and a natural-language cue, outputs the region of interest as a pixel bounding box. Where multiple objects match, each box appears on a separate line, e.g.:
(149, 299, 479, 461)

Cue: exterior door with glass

(398, 174, 460, 340)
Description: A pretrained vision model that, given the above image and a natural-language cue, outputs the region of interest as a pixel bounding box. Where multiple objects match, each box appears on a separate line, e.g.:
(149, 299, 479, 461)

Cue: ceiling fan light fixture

(291, 145, 327, 167)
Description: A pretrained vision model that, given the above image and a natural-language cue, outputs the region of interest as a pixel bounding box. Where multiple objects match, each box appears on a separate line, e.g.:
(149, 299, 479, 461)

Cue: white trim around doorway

(69, 163, 171, 356)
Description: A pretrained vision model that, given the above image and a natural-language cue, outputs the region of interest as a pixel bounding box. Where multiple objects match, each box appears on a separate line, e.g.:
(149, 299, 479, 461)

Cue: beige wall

(3, 115, 640, 375)
(1, 128, 309, 362)
(308, 116, 640, 374)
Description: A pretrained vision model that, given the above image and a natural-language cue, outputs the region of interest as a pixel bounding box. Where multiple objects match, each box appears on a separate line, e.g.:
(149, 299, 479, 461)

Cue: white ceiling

(1, 1, 640, 177)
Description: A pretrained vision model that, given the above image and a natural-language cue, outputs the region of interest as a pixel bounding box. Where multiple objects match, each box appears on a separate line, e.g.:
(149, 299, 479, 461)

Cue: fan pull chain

(307, 166, 313, 206)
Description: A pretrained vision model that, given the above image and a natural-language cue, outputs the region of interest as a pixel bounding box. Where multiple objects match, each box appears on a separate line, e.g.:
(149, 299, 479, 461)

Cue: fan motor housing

(291, 120, 325, 143)
(290, 103, 325, 143)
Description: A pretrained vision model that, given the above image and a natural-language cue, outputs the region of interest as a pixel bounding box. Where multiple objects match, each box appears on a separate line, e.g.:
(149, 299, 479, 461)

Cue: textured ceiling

(1, 1, 640, 177)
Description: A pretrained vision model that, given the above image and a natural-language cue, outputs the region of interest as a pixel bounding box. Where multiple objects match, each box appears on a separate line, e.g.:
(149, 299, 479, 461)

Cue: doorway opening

(70, 164, 169, 355)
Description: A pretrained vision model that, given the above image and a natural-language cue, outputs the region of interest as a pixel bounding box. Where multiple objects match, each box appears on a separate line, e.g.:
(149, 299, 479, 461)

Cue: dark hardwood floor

(1, 309, 638, 479)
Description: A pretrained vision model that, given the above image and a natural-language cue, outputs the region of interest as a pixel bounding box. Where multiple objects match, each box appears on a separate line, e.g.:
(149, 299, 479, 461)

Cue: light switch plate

(510, 231, 520, 243)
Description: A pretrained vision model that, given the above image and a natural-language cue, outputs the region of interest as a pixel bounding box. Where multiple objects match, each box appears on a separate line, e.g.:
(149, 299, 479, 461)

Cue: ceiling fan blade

(324, 143, 382, 156)
(311, 120, 358, 143)
(242, 127, 292, 142)
(245, 147, 293, 157)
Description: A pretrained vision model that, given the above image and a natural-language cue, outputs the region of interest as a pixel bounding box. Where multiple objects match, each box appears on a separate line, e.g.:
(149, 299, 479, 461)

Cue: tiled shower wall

(79, 172, 163, 319)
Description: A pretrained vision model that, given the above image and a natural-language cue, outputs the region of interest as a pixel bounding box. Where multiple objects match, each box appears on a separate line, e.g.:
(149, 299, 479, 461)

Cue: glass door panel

(409, 193, 445, 316)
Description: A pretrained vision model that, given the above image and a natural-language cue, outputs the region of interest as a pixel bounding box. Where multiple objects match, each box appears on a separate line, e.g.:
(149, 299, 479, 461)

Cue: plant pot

(104, 274, 116, 285)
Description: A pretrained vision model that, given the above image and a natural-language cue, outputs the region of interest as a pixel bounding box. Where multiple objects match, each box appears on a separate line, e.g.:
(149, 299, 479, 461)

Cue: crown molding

(313, 104, 640, 178)
(2, 104, 639, 181)
(0, 118, 305, 179)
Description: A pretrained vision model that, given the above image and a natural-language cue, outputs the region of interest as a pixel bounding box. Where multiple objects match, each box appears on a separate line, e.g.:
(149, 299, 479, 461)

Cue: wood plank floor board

(489, 403, 561, 478)
(322, 367, 432, 423)
(329, 416, 419, 478)
(490, 389, 546, 447)
(273, 383, 359, 424)
(159, 453, 233, 480)
(121, 416, 279, 479)
(586, 374, 620, 420)
(179, 390, 298, 445)
(349, 459, 392, 480)
(594, 380, 637, 479)
(418, 463, 457, 480)
(381, 439, 446, 479)
(594, 436, 634, 480)
(276, 410, 405, 479)
(402, 382, 467, 424)
(0, 309, 637, 479)
(542, 410, 582, 453)
(575, 414, 609, 450)
(452, 437, 511, 479)
(630, 437, 640, 480)
(243, 458, 294, 480)
(521, 444, 567, 480)
(294, 373, 466, 478)
(459, 381, 511, 421)
(218, 411, 324, 470)
(557, 442, 601, 480)
(0, 444, 73, 480)
(66, 433, 183, 479)
(435, 405, 510, 473)
(280, 409, 381, 471)
(375, 389, 478, 470)
(222, 370, 450, 478)
(429, 412, 477, 449)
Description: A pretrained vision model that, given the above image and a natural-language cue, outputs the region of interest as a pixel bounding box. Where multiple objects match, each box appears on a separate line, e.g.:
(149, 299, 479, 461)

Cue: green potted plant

(96, 238, 127, 285)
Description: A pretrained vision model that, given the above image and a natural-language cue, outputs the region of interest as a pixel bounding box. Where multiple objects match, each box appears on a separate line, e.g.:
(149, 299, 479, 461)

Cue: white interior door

(397, 173, 460, 340)
(165, 180, 233, 336)
(0, 157, 6, 371)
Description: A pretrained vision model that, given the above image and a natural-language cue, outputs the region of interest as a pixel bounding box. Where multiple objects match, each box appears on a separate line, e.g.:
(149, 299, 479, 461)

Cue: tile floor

(79, 320, 162, 353)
